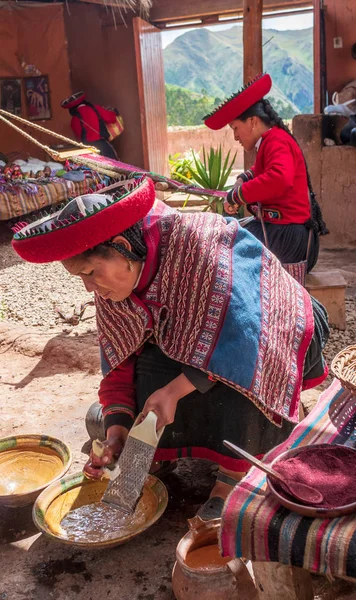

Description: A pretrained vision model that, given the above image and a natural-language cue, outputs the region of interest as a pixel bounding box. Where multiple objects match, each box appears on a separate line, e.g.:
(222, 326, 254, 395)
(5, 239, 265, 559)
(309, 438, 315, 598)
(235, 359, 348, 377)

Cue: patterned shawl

(96, 202, 314, 425)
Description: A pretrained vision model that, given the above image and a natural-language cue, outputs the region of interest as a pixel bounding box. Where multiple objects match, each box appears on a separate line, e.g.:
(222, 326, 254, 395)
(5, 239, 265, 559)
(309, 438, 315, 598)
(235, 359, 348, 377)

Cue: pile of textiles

(220, 379, 356, 579)
(0, 159, 111, 221)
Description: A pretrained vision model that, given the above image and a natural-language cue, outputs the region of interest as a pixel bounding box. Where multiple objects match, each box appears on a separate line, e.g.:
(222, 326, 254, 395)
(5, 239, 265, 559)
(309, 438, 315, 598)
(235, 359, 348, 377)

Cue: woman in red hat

(204, 74, 328, 278)
(61, 91, 118, 159)
(12, 177, 329, 519)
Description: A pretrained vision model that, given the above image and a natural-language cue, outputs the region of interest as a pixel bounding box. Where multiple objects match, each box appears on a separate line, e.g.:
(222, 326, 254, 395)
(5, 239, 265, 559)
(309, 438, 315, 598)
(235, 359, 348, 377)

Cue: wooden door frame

(133, 16, 169, 175)
(133, 16, 150, 171)
(313, 0, 321, 113)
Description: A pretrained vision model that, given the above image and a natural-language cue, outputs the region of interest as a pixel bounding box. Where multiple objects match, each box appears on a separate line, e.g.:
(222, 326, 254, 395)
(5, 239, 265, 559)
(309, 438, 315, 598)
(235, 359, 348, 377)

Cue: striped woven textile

(220, 379, 356, 578)
(0, 178, 95, 221)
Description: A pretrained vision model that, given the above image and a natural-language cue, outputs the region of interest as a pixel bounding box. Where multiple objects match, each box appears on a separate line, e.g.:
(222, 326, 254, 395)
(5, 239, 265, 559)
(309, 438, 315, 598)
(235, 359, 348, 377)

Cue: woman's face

(62, 238, 141, 302)
(229, 117, 260, 152)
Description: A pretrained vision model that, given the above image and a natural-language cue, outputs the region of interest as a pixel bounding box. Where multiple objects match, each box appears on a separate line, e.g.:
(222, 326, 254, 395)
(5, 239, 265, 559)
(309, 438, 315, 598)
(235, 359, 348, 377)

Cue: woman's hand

(224, 202, 239, 215)
(142, 374, 196, 430)
(224, 181, 244, 215)
(224, 187, 239, 215)
(83, 425, 128, 480)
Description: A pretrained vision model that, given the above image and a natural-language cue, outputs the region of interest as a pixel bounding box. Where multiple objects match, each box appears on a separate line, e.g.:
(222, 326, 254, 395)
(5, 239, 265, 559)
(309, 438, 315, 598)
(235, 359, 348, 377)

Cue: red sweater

(71, 104, 116, 142)
(99, 355, 137, 431)
(238, 127, 311, 225)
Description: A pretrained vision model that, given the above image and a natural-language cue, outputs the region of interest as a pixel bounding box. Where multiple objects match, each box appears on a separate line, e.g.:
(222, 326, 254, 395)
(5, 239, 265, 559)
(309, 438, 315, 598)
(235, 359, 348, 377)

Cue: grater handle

(129, 411, 165, 447)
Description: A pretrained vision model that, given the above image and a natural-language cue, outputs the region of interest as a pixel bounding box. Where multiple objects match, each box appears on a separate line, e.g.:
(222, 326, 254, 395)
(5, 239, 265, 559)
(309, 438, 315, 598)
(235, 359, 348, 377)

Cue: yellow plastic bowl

(0, 434, 72, 508)
(33, 472, 168, 549)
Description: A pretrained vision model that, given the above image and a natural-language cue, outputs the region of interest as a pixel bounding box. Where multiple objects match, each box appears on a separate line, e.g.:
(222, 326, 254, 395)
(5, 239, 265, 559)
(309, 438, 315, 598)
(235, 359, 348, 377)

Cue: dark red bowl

(267, 444, 356, 518)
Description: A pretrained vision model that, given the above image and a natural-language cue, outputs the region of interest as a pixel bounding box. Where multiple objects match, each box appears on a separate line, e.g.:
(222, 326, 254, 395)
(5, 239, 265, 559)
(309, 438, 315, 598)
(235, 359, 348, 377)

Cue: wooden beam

(243, 0, 263, 83)
(243, 0, 262, 171)
(156, 7, 312, 30)
(77, 0, 130, 6)
(313, 0, 321, 113)
(149, 0, 311, 23)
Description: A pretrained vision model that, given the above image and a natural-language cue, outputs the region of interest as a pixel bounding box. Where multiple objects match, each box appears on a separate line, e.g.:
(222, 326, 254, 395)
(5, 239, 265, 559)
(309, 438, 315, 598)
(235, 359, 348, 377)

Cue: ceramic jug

(172, 516, 257, 600)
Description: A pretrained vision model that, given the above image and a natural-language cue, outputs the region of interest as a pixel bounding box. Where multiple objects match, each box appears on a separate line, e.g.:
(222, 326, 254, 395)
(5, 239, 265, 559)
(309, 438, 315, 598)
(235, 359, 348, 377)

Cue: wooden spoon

(223, 440, 324, 505)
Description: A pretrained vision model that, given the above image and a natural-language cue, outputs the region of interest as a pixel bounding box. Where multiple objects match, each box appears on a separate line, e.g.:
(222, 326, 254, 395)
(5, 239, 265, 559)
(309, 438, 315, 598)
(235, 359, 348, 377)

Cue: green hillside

(164, 26, 313, 120)
(166, 83, 296, 126)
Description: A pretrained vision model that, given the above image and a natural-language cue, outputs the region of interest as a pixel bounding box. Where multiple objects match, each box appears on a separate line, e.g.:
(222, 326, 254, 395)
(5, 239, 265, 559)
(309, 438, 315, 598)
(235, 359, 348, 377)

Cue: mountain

(163, 26, 313, 115)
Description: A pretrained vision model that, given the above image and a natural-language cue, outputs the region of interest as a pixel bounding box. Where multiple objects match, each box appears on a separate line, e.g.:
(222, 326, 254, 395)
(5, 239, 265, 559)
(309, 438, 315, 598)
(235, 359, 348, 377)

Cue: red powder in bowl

(273, 446, 356, 508)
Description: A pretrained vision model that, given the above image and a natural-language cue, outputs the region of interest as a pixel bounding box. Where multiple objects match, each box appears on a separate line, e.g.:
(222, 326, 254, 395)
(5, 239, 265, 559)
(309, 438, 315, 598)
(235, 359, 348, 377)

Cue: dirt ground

(0, 339, 217, 600)
(1, 326, 356, 600)
(1, 221, 356, 599)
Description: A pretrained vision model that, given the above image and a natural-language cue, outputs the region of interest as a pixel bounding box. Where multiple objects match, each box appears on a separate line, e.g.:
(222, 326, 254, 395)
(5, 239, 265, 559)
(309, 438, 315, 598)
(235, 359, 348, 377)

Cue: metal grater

(101, 411, 164, 513)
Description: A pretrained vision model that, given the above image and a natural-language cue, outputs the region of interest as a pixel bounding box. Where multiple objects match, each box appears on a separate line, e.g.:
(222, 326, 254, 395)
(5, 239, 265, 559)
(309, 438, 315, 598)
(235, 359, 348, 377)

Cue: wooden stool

(252, 563, 313, 600)
(306, 270, 347, 330)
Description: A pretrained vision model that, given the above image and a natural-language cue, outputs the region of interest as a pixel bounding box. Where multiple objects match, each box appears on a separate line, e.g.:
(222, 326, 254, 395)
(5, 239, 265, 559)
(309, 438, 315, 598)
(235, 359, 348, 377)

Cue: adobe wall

(167, 126, 244, 170)
(293, 114, 356, 248)
(0, 4, 72, 160)
(64, 6, 145, 169)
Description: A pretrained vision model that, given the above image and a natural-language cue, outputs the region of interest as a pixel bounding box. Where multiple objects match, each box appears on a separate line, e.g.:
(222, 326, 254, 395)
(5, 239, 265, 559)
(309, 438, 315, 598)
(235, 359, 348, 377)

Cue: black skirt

(135, 344, 295, 473)
(90, 139, 118, 160)
(245, 219, 319, 273)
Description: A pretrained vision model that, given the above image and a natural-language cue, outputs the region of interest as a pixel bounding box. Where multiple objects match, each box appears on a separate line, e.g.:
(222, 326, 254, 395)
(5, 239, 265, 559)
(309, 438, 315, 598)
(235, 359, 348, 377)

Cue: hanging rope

(0, 109, 98, 160)
(0, 109, 226, 199)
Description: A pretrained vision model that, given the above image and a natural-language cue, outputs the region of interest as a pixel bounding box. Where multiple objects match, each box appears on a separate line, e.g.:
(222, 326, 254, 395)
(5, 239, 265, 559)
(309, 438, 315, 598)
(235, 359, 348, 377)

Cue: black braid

(238, 99, 329, 235)
(82, 220, 147, 262)
(104, 220, 147, 262)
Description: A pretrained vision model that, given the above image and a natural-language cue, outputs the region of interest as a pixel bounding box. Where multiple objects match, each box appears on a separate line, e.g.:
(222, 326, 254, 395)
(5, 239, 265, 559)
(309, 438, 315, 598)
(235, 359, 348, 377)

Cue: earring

(127, 259, 134, 271)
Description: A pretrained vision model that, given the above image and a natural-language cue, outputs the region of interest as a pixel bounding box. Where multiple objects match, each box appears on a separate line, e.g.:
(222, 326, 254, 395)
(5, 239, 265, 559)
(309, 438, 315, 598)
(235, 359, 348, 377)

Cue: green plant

(169, 152, 194, 183)
(190, 146, 237, 214)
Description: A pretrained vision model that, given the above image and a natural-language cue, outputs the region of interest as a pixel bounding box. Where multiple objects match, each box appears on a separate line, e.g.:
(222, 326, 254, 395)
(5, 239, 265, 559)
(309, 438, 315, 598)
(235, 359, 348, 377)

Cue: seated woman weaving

(12, 177, 329, 520)
(204, 73, 328, 274)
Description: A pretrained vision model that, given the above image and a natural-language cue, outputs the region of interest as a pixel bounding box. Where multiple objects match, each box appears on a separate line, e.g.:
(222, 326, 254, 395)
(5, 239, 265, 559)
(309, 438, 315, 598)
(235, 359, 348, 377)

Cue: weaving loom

(0, 109, 228, 201)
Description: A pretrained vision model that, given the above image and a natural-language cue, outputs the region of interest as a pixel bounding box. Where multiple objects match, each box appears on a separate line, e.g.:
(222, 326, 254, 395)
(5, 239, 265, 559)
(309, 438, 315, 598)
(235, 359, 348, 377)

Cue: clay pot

(33, 473, 168, 549)
(172, 516, 257, 600)
(0, 434, 71, 508)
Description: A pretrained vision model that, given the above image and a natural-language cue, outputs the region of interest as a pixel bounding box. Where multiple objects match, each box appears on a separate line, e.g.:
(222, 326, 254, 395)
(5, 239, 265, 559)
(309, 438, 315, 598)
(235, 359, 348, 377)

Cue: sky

(161, 11, 313, 49)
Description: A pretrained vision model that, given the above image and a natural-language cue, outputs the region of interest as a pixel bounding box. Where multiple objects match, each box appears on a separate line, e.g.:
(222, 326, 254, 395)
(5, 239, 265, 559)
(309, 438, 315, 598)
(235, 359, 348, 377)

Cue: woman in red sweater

(61, 91, 118, 160)
(204, 74, 328, 273)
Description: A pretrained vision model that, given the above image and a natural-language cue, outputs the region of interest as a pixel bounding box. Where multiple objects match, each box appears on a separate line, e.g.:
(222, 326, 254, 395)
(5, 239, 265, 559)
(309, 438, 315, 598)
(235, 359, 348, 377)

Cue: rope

(0, 109, 98, 160)
(0, 109, 224, 199)
(74, 155, 123, 178)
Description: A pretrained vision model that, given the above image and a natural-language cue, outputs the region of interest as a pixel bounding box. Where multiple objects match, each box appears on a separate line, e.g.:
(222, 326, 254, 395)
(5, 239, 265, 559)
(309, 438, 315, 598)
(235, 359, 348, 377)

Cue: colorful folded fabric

(220, 379, 356, 578)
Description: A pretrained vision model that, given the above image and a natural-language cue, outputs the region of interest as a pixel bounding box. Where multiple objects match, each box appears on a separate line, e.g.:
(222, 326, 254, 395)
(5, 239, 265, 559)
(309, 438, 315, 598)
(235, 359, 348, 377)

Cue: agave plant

(190, 146, 237, 214)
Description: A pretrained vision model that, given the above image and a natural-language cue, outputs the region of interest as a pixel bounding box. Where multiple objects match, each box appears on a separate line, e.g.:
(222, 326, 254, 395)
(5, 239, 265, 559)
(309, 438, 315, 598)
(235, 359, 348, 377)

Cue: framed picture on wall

(24, 75, 51, 120)
(0, 78, 22, 115)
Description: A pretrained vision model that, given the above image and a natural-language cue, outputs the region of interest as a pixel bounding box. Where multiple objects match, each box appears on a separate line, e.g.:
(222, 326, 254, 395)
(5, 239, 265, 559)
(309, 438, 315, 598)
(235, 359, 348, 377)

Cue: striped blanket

(220, 379, 356, 579)
(0, 178, 96, 221)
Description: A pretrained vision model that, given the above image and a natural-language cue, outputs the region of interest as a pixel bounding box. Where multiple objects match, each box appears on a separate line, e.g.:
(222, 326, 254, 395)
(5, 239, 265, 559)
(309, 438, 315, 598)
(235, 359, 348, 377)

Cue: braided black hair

(238, 99, 328, 235)
(82, 220, 147, 262)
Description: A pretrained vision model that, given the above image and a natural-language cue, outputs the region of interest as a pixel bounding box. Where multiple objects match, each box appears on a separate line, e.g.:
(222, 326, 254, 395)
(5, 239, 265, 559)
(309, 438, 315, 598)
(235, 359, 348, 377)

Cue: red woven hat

(12, 176, 155, 263)
(204, 73, 272, 130)
(61, 91, 86, 109)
